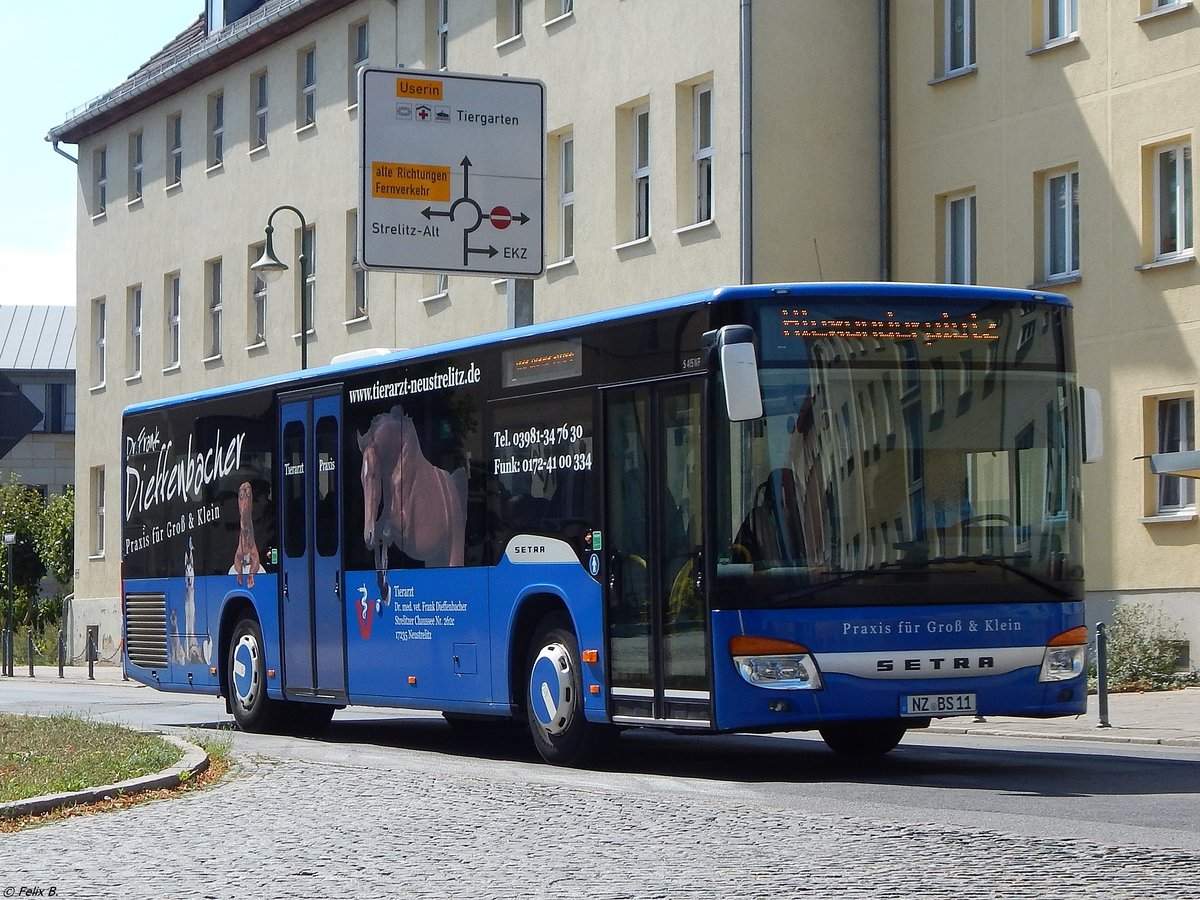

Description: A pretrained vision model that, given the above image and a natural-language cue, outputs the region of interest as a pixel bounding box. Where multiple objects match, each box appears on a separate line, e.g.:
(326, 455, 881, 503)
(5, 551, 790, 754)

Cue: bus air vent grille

(125, 592, 169, 669)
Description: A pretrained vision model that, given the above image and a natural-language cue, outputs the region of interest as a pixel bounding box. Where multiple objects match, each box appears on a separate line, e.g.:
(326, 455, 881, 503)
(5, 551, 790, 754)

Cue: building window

(91, 467, 105, 557)
(1045, 168, 1079, 279)
(944, 191, 976, 284)
(93, 148, 107, 217)
(1157, 396, 1195, 513)
(559, 133, 574, 260)
(545, 0, 573, 22)
(498, 0, 522, 42)
(128, 285, 143, 378)
(348, 210, 368, 318)
(1155, 143, 1193, 261)
(167, 113, 183, 187)
(128, 131, 144, 202)
(945, 0, 975, 75)
(633, 105, 650, 240)
(92, 298, 106, 387)
(349, 19, 368, 105)
(1045, 0, 1078, 43)
(298, 47, 316, 128)
(249, 244, 267, 344)
(438, 0, 450, 69)
(301, 225, 316, 337)
(206, 259, 223, 358)
(694, 82, 713, 223)
(165, 273, 181, 368)
(208, 92, 224, 168)
(253, 71, 269, 151)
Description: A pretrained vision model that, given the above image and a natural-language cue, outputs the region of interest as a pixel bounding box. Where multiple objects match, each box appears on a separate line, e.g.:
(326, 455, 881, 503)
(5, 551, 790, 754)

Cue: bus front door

(604, 379, 710, 726)
(279, 389, 347, 700)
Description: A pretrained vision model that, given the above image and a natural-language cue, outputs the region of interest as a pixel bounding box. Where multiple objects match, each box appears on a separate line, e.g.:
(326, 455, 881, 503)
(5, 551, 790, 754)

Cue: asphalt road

(2, 679, 1199, 899)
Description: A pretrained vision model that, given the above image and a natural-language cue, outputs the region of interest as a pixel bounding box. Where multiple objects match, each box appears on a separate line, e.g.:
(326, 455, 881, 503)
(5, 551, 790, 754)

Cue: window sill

(343, 313, 370, 326)
(90, 211, 107, 224)
(612, 235, 652, 252)
(1136, 0, 1193, 23)
(1136, 251, 1196, 272)
(245, 340, 267, 352)
(205, 162, 223, 176)
(928, 64, 978, 86)
(545, 257, 575, 272)
(1028, 273, 1081, 290)
(418, 291, 449, 305)
(294, 122, 317, 136)
(88, 553, 106, 562)
(494, 34, 524, 51)
(165, 181, 182, 195)
(673, 218, 716, 237)
(1026, 34, 1080, 56)
(346, 102, 359, 114)
(202, 353, 223, 365)
(124, 373, 142, 386)
(544, 11, 575, 28)
(1140, 511, 1198, 524)
(291, 329, 316, 340)
(249, 144, 268, 158)
(162, 363, 181, 375)
(89, 382, 106, 395)
(126, 196, 143, 211)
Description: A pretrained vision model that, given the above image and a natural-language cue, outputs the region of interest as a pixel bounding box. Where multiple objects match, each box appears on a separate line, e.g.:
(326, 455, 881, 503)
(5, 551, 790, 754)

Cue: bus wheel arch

(223, 604, 281, 732)
(508, 593, 570, 717)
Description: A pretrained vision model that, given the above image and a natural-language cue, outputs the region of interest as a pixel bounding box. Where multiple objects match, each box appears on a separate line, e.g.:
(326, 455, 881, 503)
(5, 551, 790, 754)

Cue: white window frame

(633, 105, 650, 239)
(93, 147, 107, 217)
(1155, 142, 1193, 261)
(1045, 0, 1078, 43)
(207, 259, 223, 359)
(300, 225, 316, 337)
(93, 298, 106, 388)
(251, 247, 268, 345)
(168, 113, 183, 187)
(128, 286, 143, 379)
(208, 91, 224, 169)
(348, 210, 368, 318)
(1157, 396, 1196, 513)
(299, 47, 316, 128)
(438, 0, 450, 70)
(349, 19, 369, 106)
(1045, 167, 1080, 279)
(559, 133, 574, 260)
(129, 131, 144, 203)
(166, 273, 181, 369)
(91, 467, 106, 558)
(945, 0, 975, 75)
(694, 83, 713, 224)
(253, 71, 269, 151)
(945, 191, 976, 284)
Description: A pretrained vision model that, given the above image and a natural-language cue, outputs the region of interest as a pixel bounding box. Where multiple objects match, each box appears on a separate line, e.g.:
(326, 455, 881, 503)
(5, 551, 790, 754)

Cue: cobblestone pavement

(4, 748, 1199, 900)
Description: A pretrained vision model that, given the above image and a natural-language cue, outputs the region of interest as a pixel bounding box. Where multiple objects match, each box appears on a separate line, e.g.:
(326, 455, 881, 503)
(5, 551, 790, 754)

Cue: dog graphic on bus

(358, 406, 467, 569)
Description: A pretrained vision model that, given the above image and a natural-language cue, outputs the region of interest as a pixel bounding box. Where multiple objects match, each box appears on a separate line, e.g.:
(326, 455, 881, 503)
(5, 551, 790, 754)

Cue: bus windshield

(714, 296, 1083, 609)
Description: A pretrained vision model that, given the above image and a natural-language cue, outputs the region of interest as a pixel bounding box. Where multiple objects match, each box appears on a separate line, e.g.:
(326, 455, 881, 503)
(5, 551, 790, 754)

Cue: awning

(1149, 450, 1200, 480)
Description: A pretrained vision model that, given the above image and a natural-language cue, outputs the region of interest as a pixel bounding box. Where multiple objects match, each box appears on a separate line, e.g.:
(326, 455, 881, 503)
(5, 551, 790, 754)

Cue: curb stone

(0, 734, 210, 819)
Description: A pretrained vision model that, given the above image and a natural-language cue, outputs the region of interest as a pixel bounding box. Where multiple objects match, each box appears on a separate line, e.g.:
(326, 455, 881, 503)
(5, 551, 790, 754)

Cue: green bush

(1094, 602, 1194, 692)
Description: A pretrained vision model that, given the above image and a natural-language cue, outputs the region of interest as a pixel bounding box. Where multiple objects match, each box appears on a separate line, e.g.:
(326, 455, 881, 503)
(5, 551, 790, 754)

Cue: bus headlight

(1038, 626, 1088, 682)
(730, 636, 823, 691)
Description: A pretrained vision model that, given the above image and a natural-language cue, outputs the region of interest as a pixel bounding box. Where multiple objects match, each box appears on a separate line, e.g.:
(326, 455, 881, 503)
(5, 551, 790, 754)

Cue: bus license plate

(901, 692, 976, 717)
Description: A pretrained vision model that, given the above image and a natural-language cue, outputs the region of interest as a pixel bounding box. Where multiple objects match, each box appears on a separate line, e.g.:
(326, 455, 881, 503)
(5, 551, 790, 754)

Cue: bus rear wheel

(525, 613, 600, 766)
(818, 721, 907, 757)
(228, 616, 280, 732)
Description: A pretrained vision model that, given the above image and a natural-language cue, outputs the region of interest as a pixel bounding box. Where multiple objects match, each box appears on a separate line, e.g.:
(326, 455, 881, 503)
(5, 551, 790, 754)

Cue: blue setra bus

(121, 282, 1099, 764)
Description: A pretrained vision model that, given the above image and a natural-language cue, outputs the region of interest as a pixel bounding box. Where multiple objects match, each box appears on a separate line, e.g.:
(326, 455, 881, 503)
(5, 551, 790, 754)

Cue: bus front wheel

(818, 721, 907, 757)
(525, 613, 598, 766)
(228, 616, 280, 732)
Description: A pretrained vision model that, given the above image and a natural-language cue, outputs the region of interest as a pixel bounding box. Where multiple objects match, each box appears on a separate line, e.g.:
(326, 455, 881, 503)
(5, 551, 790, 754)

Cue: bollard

(1, 629, 9, 677)
(87, 629, 96, 681)
(27, 633, 34, 677)
(1096, 621, 1111, 728)
(58, 629, 66, 678)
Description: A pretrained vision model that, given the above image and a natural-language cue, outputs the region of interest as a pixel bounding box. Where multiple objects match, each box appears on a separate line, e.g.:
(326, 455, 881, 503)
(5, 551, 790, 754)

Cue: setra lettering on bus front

(876, 656, 995, 672)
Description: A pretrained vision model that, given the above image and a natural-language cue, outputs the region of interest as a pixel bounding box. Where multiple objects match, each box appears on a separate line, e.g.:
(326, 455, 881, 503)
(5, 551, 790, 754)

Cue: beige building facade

(50, 0, 1199, 664)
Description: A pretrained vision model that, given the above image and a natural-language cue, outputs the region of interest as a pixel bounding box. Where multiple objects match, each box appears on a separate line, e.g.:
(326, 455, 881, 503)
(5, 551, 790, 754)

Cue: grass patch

(0, 714, 183, 803)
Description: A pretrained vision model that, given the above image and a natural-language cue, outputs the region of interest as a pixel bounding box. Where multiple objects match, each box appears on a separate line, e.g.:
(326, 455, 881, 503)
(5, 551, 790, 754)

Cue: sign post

(358, 68, 545, 278)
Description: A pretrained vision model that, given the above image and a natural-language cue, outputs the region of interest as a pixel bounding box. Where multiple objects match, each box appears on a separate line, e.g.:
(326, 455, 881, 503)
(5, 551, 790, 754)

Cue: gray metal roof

(0, 306, 77, 372)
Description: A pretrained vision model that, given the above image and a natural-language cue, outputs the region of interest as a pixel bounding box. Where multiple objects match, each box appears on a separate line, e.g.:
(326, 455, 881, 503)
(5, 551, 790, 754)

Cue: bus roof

(122, 281, 1070, 416)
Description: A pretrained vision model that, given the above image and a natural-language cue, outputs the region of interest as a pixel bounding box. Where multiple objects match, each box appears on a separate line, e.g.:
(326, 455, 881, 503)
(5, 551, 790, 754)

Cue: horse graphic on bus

(357, 405, 468, 569)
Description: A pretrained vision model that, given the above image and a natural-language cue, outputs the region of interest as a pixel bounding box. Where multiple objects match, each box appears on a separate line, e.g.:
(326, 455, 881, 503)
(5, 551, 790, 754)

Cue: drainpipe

(739, 0, 753, 285)
(50, 141, 78, 165)
(878, 0, 892, 281)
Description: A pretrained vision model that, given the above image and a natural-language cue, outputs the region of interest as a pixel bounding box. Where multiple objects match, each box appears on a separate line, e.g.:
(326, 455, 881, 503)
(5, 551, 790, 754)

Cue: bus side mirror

(711, 325, 763, 422)
(1080, 386, 1103, 463)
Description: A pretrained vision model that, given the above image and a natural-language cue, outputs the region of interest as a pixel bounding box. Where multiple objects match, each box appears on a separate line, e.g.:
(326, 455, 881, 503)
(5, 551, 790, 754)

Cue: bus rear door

(279, 388, 347, 701)
(604, 379, 710, 727)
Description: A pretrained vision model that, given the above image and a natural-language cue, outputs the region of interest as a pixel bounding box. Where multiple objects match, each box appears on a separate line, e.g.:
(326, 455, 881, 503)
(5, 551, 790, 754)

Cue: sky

(1, 1, 202, 307)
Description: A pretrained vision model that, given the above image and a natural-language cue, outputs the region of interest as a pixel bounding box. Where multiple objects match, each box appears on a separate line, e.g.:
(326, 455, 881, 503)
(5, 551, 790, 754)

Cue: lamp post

(3, 532, 14, 677)
(251, 205, 310, 370)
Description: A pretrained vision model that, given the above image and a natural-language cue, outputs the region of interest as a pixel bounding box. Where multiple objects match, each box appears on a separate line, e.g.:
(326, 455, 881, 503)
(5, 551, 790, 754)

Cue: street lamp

(251, 205, 310, 370)
(3, 532, 14, 677)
